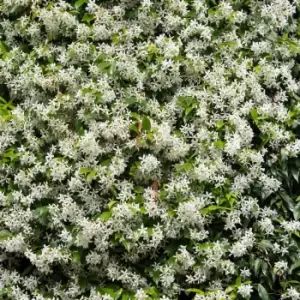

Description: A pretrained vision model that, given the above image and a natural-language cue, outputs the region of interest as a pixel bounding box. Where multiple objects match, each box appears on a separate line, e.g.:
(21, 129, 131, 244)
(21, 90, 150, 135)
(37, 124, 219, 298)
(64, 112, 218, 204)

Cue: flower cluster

(0, 0, 300, 299)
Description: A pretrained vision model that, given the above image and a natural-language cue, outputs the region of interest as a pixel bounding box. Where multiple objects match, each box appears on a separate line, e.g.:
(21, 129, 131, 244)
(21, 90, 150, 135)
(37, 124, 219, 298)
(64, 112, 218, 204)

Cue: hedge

(1, 0, 300, 299)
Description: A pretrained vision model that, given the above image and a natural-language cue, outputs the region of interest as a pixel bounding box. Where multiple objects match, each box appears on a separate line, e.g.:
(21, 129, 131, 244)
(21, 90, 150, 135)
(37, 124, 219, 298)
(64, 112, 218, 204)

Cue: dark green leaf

(258, 284, 270, 300)
(79, 277, 87, 289)
(258, 240, 274, 252)
(289, 260, 300, 274)
(134, 186, 144, 193)
(280, 280, 300, 288)
(292, 168, 299, 182)
(254, 258, 262, 276)
(72, 251, 81, 263)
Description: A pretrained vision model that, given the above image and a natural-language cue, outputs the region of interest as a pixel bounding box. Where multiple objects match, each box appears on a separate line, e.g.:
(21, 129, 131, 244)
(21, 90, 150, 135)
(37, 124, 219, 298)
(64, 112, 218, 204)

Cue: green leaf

(111, 34, 119, 45)
(250, 108, 258, 120)
(186, 288, 204, 295)
(0, 288, 10, 296)
(258, 240, 274, 252)
(79, 277, 87, 289)
(87, 170, 97, 182)
(185, 106, 194, 116)
(100, 211, 112, 222)
(261, 261, 268, 276)
(2, 149, 18, 161)
(121, 291, 133, 300)
(134, 186, 144, 194)
(79, 168, 92, 174)
(175, 162, 193, 173)
(257, 284, 270, 300)
(0, 41, 9, 55)
(110, 60, 117, 75)
(145, 286, 159, 297)
(292, 168, 299, 182)
(121, 294, 129, 300)
(280, 192, 295, 211)
(219, 41, 237, 48)
(289, 260, 300, 274)
(225, 286, 234, 294)
(280, 280, 300, 288)
(130, 112, 140, 120)
(177, 96, 197, 109)
(142, 116, 151, 131)
(82, 13, 95, 24)
(0, 230, 13, 241)
(201, 205, 231, 215)
(214, 140, 225, 149)
(33, 206, 49, 218)
(22, 265, 34, 276)
(294, 202, 300, 220)
(98, 285, 122, 299)
(74, 0, 88, 9)
(167, 210, 175, 217)
(125, 97, 137, 105)
(0, 96, 7, 104)
(235, 276, 242, 286)
(101, 159, 111, 167)
(108, 200, 117, 210)
(216, 121, 224, 129)
(72, 251, 81, 263)
(97, 61, 111, 71)
(129, 162, 140, 176)
(129, 123, 139, 133)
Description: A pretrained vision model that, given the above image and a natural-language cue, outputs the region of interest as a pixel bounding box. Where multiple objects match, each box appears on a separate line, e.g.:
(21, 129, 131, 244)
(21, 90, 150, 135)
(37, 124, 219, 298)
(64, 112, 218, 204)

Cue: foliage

(0, 0, 300, 299)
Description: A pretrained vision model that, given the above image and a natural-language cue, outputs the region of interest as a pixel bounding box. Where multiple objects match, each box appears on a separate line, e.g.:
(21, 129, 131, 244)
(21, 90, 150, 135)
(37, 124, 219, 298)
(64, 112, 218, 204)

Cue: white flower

(284, 287, 300, 300)
(141, 0, 152, 8)
(240, 268, 251, 278)
(139, 154, 161, 175)
(238, 284, 253, 298)
(159, 265, 175, 288)
(259, 218, 275, 235)
(135, 289, 148, 300)
(225, 134, 242, 156)
(275, 261, 288, 273)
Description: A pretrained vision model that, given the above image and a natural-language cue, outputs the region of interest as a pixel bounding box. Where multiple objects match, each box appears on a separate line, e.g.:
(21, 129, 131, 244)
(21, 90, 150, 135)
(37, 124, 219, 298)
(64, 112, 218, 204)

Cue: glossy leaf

(142, 116, 151, 131)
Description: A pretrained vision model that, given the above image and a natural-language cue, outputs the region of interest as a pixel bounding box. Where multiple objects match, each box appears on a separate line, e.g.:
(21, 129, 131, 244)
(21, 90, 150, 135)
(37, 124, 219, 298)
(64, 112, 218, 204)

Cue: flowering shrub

(1, 0, 300, 299)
